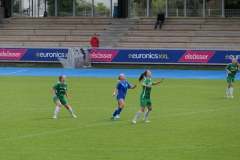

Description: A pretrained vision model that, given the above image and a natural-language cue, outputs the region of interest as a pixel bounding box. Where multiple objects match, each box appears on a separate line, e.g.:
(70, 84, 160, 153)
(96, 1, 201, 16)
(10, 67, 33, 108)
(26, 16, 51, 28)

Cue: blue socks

(112, 107, 123, 117)
(113, 109, 118, 116)
(117, 107, 123, 115)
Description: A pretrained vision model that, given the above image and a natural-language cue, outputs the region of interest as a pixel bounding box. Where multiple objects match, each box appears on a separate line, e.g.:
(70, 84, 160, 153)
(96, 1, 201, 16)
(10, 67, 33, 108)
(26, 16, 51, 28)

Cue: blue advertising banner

(89, 48, 240, 64)
(1, 47, 240, 64)
(0, 48, 68, 62)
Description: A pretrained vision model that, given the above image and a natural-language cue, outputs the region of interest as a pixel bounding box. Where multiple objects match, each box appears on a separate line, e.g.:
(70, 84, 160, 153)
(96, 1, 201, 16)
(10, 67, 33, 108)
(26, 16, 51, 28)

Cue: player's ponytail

(139, 70, 148, 82)
(59, 75, 62, 81)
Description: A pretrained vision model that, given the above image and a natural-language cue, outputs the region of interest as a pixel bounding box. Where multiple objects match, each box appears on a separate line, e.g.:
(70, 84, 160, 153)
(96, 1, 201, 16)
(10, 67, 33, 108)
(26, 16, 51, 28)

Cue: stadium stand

(0, 17, 239, 49)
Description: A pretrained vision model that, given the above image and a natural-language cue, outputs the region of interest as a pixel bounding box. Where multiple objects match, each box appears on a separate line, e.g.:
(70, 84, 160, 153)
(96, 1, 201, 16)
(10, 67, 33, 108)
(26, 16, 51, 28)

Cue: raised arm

(153, 78, 165, 85)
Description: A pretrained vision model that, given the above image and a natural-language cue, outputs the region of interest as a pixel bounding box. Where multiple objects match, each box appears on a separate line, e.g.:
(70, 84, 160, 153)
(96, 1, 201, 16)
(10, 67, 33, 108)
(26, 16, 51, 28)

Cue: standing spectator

(154, 10, 165, 29)
(90, 33, 100, 47)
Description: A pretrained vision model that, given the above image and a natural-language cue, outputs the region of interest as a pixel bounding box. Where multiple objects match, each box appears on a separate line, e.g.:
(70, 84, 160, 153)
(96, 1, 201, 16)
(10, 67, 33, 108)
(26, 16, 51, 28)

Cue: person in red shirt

(90, 33, 100, 47)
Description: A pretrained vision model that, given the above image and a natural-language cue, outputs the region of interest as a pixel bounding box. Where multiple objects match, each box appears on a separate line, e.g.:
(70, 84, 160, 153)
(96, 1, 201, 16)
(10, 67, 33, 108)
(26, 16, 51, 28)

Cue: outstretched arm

(131, 84, 137, 89)
(153, 78, 165, 85)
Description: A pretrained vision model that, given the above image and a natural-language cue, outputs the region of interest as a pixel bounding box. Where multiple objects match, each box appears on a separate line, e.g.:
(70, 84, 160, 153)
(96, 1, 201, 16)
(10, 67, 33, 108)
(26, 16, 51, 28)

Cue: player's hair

(118, 74, 124, 81)
(139, 70, 148, 82)
(59, 75, 65, 81)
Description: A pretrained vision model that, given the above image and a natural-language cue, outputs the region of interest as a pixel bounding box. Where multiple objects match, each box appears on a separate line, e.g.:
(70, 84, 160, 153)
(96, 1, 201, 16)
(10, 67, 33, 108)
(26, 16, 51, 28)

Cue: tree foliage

(13, 0, 20, 13)
(47, 0, 109, 16)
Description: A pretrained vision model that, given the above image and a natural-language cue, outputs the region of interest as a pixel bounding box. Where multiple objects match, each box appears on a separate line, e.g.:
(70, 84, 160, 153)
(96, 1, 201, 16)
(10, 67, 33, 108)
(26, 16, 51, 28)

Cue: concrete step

(117, 42, 240, 49)
(0, 41, 90, 47)
(8, 17, 114, 23)
(121, 36, 240, 42)
(140, 18, 240, 23)
(0, 35, 94, 40)
(0, 29, 104, 34)
(141, 18, 206, 23)
(129, 30, 240, 36)
(0, 24, 109, 29)
(134, 24, 240, 29)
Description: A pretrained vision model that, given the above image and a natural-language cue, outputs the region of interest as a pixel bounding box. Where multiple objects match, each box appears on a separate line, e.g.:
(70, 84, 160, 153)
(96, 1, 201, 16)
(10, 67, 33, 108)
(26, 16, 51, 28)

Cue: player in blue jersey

(111, 74, 137, 120)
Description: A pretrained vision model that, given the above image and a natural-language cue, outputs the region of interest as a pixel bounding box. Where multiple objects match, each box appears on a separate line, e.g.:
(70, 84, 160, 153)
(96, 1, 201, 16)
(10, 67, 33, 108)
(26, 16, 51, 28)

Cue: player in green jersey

(51, 75, 77, 118)
(132, 70, 164, 123)
(225, 58, 240, 98)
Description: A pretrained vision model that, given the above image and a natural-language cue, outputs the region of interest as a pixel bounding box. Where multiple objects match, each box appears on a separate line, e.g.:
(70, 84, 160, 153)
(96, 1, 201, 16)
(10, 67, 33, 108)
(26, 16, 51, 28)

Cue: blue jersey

(116, 81, 132, 100)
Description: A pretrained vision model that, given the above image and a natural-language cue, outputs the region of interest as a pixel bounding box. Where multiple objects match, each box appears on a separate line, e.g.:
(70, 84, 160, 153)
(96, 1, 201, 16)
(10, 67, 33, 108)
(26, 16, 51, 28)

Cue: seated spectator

(90, 33, 100, 47)
(154, 10, 165, 29)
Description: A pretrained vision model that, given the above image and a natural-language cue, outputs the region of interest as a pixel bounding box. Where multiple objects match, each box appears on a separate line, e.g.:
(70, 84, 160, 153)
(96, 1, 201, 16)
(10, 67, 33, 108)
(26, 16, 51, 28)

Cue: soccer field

(0, 76, 240, 160)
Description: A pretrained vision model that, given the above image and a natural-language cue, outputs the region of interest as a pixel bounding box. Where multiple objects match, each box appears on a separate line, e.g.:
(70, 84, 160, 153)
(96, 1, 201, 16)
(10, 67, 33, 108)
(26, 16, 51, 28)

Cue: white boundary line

(0, 69, 27, 75)
(1, 146, 239, 151)
(0, 106, 237, 143)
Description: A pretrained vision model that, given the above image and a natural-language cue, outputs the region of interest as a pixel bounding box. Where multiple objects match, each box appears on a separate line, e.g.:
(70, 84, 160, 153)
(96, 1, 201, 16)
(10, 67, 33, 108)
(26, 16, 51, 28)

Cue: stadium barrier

(0, 47, 240, 65)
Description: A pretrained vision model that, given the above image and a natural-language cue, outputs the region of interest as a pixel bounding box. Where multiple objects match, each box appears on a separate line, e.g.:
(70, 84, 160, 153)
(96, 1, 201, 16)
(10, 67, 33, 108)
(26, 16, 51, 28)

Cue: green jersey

(226, 63, 238, 78)
(52, 82, 67, 97)
(140, 78, 154, 99)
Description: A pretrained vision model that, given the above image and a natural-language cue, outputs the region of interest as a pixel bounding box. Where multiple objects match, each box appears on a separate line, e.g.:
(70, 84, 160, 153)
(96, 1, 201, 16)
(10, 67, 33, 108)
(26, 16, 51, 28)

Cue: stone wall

(0, 7, 4, 18)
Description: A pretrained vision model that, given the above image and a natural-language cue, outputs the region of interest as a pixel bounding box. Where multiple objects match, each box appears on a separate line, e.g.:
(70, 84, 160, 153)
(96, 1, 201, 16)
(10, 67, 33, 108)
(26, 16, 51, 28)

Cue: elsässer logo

(90, 49, 119, 62)
(178, 50, 215, 63)
(0, 48, 27, 61)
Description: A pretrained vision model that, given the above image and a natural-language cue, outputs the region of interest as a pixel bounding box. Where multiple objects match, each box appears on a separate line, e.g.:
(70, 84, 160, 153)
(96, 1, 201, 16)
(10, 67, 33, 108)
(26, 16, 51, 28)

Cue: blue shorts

(116, 96, 125, 101)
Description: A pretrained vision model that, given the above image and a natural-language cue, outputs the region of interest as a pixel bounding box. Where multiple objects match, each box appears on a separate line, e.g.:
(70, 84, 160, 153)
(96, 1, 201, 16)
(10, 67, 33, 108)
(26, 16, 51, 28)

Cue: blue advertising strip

(0, 48, 68, 62)
(1, 47, 240, 64)
(88, 49, 240, 64)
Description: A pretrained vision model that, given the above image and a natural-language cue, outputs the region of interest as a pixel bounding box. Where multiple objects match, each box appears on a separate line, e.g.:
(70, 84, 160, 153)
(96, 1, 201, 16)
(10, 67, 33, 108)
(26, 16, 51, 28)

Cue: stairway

(99, 19, 141, 47)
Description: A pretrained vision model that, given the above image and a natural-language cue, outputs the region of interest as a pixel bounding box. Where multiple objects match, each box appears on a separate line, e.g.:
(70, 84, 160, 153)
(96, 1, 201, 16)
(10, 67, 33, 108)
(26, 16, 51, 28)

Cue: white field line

(0, 69, 27, 75)
(0, 106, 237, 143)
(1, 146, 240, 151)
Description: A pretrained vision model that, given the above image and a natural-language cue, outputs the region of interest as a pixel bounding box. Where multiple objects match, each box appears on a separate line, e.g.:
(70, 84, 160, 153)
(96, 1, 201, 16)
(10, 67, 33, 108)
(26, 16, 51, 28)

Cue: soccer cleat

(53, 116, 57, 119)
(230, 95, 234, 98)
(132, 120, 136, 124)
(225, 95, 230, 98)
(143, 120, 151, 123)
(110, 116, 115, 119)
(115, 115, 120, 119)
(72, 114, 77, 118)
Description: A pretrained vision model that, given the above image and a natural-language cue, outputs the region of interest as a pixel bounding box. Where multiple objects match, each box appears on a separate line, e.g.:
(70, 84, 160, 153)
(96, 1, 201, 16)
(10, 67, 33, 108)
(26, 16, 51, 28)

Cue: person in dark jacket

(90, 33, 100, 47)
(154, 10, 165, 29)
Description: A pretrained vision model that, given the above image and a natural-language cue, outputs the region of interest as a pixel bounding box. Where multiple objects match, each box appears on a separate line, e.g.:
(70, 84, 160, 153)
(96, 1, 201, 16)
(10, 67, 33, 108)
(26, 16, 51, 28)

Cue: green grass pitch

(0, 76, 240, 160)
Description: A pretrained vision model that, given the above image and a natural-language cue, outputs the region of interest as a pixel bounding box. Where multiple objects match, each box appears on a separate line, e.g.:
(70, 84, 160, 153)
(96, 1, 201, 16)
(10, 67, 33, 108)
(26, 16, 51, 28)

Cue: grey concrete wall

(0, 7, 4, 18)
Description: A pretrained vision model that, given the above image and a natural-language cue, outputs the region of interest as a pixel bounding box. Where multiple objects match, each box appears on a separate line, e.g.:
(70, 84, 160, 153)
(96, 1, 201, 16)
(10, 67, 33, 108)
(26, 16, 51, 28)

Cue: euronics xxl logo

(36, 52, 67, 58)
(128, 53, 169, 59)
(225, 55, 240, 60)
